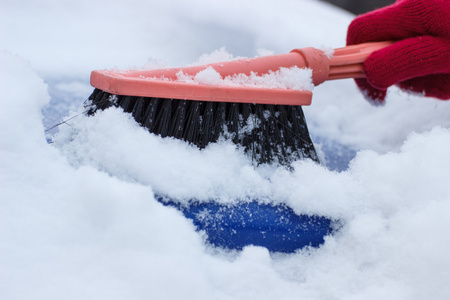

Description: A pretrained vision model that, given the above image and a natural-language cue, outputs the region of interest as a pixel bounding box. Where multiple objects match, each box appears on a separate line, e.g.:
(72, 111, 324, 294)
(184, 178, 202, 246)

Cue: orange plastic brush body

(90, 41, 392, 106)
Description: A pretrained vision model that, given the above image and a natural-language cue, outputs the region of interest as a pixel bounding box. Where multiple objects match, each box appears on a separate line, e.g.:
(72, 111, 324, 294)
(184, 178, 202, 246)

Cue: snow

(176, 65, 314, 91)
(2, 0, 450, 299)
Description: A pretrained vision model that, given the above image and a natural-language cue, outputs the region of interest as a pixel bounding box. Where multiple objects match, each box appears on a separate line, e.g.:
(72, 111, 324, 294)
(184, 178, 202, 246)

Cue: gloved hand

(346, 0, 450, 104)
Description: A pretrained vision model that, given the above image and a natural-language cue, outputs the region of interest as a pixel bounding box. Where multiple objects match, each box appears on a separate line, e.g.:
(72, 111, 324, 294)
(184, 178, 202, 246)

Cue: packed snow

(2, 0, 450, 299)
(176, 65, 314, 91)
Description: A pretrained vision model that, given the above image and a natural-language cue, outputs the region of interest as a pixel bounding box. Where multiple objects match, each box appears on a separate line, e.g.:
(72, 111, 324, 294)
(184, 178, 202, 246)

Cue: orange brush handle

(327, 41, 394, 81)
(289, 41, 394, 84)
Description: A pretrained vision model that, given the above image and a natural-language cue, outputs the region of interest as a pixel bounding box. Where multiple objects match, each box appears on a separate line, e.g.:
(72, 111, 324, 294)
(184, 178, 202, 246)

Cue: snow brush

(87, 41, 392, 167)
(86, 41, 392, 253)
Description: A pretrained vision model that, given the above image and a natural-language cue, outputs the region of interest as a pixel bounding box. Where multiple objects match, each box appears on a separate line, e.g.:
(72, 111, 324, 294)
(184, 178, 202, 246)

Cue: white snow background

(2, 0, 450, 299)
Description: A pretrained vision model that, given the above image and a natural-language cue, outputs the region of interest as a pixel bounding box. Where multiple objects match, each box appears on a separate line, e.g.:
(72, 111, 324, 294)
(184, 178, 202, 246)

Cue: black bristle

(257, 105, 272, 164)
(86, 89, 115, 114)
(199, 101, 215, 148)
(184, 101, 202, 144)
(169, 100, 188, 139)
(155, 99, 173, 138)
(86, 89, 319, 167)
(131, 97, 148, 123)
(119, 96, 137, 113)
(226, 103, 241, 145)
(142, 97, 162, 132)
(213, 102, 227, 142)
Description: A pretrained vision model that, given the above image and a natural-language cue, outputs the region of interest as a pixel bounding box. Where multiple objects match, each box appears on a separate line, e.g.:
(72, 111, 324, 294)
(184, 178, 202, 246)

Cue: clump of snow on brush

(320, 45, 335, 58)
(177, 66, 314, 92)
(189, 47, 246, 65)
(179, 47, 314, 91)
(256, 49, 275, 57)
(191, 47, 275, 65)
(143, 57, 167, 70)
(190, 67, 224, 85)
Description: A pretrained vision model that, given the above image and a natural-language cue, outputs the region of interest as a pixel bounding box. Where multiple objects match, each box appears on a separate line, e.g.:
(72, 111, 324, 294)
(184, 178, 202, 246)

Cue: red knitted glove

(347, 0, 450, 104)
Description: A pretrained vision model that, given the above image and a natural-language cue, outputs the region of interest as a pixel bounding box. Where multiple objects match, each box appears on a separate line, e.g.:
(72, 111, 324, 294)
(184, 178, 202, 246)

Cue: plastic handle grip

(327, 41, 394, 80)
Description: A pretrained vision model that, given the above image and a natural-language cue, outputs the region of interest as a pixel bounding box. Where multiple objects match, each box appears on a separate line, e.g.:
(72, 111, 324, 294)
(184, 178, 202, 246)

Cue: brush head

(89, 49, 331, 106)
(86, 89, 319, 166)
(87, 48, 335, 165)
(90, 69, 314, 105)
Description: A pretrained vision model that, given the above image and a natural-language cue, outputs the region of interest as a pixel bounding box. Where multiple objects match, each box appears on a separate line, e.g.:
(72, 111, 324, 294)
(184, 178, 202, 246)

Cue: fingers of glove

(354, 78, 387, 104)
(398, 74, 450, 100)
(363, 36, 450, 90)
(355, 74, 450, 103)
(347, 0, 450, 46)
(347, 3, 408, 45)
